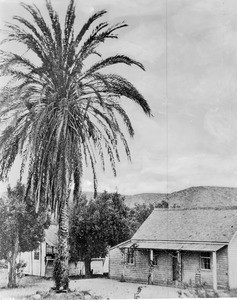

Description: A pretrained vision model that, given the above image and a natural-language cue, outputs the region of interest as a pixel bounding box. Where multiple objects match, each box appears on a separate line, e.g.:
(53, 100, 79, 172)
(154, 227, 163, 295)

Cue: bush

(178, 282, 219, 298)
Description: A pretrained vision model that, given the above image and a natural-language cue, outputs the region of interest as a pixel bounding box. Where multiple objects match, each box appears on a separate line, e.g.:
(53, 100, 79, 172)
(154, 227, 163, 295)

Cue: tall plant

(0, 0, 151, 290)
(0, 182, 50, 288)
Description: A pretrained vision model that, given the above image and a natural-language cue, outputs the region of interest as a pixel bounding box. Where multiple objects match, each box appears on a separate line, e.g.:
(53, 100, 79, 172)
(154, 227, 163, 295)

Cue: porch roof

(45, 225, 58, 247)
(119, 240, 226, 252)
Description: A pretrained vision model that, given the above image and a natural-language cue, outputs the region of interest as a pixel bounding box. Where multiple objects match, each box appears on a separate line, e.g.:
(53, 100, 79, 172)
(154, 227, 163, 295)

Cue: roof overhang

(119, 241, 227, 252)
(45, 225, 58, 247)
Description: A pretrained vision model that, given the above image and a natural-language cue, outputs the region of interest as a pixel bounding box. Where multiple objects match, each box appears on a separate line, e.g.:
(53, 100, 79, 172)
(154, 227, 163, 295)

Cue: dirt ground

(1, 268, 235, 299)
(0, 268, 180, 299)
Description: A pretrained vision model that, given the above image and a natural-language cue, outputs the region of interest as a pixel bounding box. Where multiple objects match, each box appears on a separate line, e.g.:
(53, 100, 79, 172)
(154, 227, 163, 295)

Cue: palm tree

(0, 0, 151, 290)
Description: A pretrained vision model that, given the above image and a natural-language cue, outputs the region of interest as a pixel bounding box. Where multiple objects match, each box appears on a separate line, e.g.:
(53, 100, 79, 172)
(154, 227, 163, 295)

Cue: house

(19, 224, 58, 277)
(109, 207, 237, 290)
(19, 225, 108, 277)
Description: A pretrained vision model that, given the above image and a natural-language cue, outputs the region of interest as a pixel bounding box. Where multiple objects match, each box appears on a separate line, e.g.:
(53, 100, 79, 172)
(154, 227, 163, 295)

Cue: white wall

(69, 261, 85, 276)
(19, 243, 108, 277)
(18, 251, 32, 275)
(18, 242, 46, 276)
(228, 232, 237, 288)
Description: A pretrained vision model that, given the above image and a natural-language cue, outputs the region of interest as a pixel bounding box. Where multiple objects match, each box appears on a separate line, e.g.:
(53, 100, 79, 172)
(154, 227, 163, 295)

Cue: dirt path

(0, 269, 180, 299)
(70, 278, 179, 299)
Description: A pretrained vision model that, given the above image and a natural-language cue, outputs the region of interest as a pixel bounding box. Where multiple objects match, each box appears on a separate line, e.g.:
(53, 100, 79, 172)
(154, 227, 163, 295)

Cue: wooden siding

(217, 246, 228, 288)
(109, 247, 125, 280)
(153, 251, 173, 285)
(109, 247, 229, 288)
(109, 248, 150, 283)
(109, 248, 174, 285)
(19, 243, 46, 276)
(182, 248, 228, 288)
(229, 232, 237, 288)
(124, 250, 149, 283)
(182, 252, 202, 285)
(41, 242, 46, 276)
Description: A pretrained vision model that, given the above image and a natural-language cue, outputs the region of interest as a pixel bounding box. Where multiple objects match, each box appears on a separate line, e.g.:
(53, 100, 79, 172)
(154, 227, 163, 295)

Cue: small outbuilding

(19, 225, 59, 277)
(109, 207, 237, 290)
(19, 225, 108, 277)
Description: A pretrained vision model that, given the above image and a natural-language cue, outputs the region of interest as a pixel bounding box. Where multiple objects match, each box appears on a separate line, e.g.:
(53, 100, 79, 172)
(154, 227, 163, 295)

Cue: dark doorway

(172, 252, 182, 282)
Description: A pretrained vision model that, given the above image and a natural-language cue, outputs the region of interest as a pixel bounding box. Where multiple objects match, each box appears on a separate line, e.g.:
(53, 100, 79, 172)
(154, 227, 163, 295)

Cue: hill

(124, 186, 237, 208)
(124, 192, 167, 207)
(81, 191, 167, 207)
(82, 186, 237, 208)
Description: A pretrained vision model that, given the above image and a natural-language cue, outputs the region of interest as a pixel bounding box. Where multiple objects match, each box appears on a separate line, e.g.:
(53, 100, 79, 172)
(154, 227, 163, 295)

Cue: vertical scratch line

(165, 0, 169, 196)
(165, 0, 169, 245)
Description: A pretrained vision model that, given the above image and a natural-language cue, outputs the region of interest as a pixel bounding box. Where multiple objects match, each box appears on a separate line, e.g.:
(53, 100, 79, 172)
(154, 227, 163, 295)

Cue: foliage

(129, 203, 154, 228)
(0, 182, 50, 260)
(16, 260, 27, 275)
(69, 192, 169, 275)
(16, 260, 27, 285)
(0, 182, 50, 287)
(69, 192, 131, 263)
(134, 286, 144, 299)
(129, 200, 168, 234)
(156, 200, 169, 208)
(178, 282, 219, 298)
(0, 0, 151, 211)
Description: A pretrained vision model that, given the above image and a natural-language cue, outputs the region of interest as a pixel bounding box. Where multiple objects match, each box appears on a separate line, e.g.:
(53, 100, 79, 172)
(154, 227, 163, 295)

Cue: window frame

(152, 251, 158, 266)
(126, 248, 135, 265)
(34, 247, 40, 260)
(200, 252, 211, 270)
(46, 244, 55, 255)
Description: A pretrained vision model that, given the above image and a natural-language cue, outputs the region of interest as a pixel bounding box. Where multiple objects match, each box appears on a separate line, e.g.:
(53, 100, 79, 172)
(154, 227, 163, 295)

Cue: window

(153, 252, 158, 266)
(46, 244, 55, 256)
(126, 248, 135, 264)
(34, 248, 40, 260)
(200, 252, 211, 270)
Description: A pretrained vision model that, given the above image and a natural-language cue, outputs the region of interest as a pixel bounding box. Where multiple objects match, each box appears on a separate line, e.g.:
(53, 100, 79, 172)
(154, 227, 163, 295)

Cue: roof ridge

(154, 206, 237, 211)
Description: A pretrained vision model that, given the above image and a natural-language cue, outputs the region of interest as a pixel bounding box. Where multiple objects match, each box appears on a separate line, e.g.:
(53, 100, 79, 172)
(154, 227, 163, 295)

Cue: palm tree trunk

(84, 257, 92, 278)
(8, 233, 19, 288)
(54, 198, 69, 291)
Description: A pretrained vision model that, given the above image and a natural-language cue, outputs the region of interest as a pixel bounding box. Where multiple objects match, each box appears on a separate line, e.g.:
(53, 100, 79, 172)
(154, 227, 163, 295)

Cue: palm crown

(0, 0, 152, 290)
(0, 0, 151, 212)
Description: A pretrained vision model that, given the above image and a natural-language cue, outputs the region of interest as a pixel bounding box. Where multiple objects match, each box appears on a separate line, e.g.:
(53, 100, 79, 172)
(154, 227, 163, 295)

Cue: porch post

(149, 249, 154, 284)
(150, 249, 153, 262)
(177, 251, 182, 283)
(212, 251, 217, 291)
(122, 249, 127, 279)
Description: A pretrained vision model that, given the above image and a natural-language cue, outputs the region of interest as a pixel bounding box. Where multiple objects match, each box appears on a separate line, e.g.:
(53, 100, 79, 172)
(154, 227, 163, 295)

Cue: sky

(0, 0, 237, 195)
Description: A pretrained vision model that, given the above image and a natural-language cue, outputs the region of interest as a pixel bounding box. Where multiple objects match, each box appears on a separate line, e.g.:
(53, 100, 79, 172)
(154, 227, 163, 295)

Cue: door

(172, 251, 182, 282)
(33, 245, 41, 276)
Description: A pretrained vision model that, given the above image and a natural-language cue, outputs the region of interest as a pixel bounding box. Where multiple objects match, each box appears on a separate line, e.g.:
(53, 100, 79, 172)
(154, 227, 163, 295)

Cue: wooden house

(109, 207, 237, 290)
(19, 225, 108, 277)
(19, 225, 58, 276)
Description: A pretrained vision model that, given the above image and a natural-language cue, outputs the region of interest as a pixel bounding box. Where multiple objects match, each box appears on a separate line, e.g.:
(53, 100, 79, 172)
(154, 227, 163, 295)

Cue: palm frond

(63, 0, 75, 57)
(74, 10, 107, 48)
(0, 1, 151, 210)
(20, 2, 55, 51)
(46, 0, 62, 61)
(82, 55, 145, 78)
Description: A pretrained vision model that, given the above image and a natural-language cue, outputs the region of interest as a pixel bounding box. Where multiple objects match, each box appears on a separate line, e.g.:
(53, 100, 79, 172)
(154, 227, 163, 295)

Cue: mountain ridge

(83, 186, 237, 208)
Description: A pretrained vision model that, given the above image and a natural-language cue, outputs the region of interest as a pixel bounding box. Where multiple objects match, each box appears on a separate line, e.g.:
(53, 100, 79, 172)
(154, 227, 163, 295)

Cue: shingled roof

(132, 207, 237, 244)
